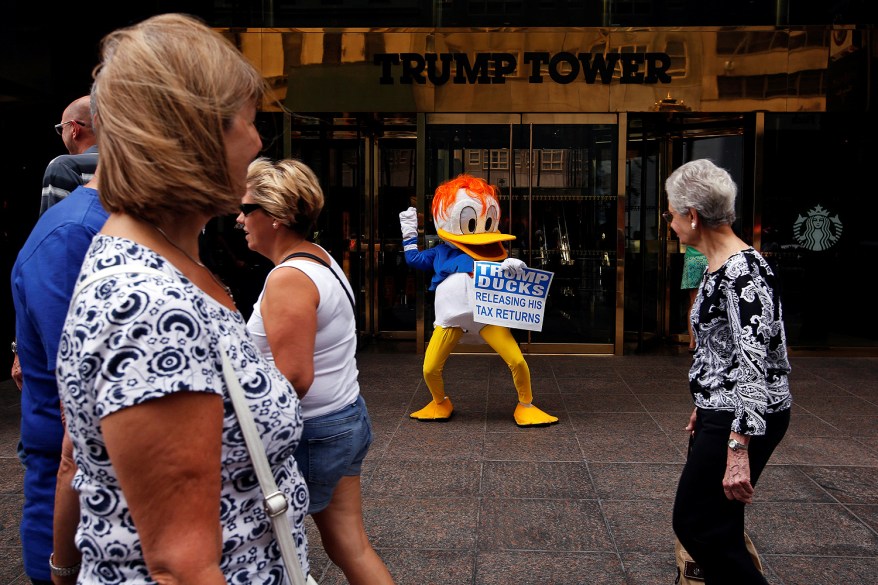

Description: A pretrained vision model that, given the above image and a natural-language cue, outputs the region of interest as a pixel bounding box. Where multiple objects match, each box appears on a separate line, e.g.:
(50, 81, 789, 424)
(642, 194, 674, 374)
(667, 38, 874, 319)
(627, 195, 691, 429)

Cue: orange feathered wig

(431, 175, 498, 224)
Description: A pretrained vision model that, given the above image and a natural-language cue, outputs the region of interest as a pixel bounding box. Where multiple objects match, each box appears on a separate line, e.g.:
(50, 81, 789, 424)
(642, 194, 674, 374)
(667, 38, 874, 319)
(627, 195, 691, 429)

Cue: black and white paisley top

(690, 248, 793, 436)
(56, 235, 309, 584)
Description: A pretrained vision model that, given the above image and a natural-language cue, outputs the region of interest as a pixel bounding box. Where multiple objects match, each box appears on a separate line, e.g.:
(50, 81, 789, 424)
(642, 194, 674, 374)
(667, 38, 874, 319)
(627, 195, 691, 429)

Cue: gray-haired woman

(665, 159, 792, 585)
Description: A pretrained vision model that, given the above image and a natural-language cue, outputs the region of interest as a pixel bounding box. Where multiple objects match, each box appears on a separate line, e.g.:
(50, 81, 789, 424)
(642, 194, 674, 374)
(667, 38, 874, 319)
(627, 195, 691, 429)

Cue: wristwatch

(49, 552, 81, 577)
(10, 340, 16, 355)
(727, 438, 748, 451)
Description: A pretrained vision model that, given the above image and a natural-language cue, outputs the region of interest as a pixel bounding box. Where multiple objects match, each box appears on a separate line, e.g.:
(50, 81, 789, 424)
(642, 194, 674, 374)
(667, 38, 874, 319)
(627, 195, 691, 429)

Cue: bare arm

(102, 392, 226, 585)
(11, 354, 22, 389)
(684, 407, 697, 436)
(51, 406, 81, 585)
(723, 431, 754, 504)
(261, 267, 319, 397)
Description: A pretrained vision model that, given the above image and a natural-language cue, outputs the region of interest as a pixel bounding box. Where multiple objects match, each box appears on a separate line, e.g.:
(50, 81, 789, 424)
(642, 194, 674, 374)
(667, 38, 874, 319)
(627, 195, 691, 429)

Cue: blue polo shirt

(11, 185, 108, 580)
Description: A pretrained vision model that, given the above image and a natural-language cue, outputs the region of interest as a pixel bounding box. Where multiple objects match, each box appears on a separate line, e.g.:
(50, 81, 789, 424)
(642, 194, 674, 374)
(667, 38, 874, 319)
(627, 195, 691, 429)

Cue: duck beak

(437, 228, 515, 261)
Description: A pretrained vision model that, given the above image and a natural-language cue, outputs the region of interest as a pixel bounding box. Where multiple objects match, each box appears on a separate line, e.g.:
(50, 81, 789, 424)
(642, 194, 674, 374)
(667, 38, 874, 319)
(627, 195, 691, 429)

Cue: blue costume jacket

(402, 236, 473, 291)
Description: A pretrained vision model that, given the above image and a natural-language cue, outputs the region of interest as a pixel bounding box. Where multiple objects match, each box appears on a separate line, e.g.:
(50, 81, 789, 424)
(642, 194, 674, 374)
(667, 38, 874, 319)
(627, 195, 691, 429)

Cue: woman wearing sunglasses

(237, 158, 396, 585)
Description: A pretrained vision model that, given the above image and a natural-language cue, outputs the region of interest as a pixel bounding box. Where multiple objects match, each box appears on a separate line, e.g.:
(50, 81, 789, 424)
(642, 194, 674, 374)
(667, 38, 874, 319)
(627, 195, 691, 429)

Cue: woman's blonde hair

(247, 157, 325, 235)
(93, 13, 265, 223)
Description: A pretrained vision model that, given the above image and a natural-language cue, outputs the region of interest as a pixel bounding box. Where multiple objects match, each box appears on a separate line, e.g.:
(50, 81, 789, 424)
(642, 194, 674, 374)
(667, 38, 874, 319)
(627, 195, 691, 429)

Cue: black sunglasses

(240, 203, 264, 216)
(661, 211, 674, 223)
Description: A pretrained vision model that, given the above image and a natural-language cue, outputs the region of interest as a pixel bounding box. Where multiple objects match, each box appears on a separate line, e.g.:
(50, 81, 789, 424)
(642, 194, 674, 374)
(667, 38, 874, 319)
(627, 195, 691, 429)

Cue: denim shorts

(294, 394, 373, 514)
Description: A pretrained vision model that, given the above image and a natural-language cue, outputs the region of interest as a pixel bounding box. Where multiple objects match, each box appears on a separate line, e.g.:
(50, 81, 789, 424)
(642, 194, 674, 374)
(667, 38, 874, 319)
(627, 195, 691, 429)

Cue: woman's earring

(691, 221, 697, 230)
(272, 221, 278, 229)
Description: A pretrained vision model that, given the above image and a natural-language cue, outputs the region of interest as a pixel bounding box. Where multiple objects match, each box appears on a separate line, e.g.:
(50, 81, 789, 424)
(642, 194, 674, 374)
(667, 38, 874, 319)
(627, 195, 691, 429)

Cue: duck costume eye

(432, 175, 514, 261)
(459, 205, 478, 234)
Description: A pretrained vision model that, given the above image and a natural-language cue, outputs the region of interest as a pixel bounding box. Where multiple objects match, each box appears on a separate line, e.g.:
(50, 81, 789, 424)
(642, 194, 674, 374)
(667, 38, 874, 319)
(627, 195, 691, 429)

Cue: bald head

(62, 96, 92, 122)
(59, 95, 96, 154)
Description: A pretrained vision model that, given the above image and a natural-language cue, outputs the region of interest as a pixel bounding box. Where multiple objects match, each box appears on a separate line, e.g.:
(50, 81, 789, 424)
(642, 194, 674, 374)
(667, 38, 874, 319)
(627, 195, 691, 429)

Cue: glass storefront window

(762, 113, 877, 348)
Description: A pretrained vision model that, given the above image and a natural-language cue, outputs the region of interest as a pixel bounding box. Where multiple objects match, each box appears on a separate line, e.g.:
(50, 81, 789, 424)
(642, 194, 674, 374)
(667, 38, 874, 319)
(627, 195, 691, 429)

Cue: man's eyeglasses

(240, 203, 264, 216)
(54, 120, 88, 136)
(661, 211, 674, 223)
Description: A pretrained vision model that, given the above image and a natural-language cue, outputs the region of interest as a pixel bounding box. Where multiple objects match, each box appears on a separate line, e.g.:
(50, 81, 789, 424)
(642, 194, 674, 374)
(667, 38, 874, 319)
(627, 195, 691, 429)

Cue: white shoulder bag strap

(71, 264, 165, 300)
(220, 352, 315, 585)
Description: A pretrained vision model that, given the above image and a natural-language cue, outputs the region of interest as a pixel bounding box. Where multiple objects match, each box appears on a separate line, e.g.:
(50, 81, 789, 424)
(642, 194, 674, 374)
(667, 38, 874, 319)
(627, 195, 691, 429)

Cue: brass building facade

(209, 25, 874, 355)
(0, 3, 874, 383)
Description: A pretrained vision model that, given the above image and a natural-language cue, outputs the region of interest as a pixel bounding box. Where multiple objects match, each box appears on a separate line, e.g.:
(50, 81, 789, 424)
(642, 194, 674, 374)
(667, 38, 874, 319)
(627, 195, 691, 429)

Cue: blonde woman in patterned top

(53, 14, 311, 584)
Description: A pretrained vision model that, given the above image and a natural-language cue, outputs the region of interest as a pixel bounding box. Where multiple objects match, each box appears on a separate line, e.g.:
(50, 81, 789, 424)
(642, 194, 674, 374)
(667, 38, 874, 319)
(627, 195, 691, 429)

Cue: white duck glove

(399, 207, 418, 240)
(501, 257, 527, 278)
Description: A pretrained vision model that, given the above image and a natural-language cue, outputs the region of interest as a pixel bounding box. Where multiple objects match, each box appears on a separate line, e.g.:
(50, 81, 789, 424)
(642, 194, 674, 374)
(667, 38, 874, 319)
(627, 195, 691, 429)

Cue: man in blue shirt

(12, 180, 107, 584)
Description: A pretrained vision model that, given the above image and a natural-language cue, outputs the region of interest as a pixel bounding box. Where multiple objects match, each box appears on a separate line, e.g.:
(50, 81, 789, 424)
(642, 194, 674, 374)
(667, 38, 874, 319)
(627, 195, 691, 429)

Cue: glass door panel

(667, 133, 745, 344)
(425, 117, 520, 347)
(424, 114, 619, 352)
(625, 114, 750, 353)
(374, 137, 418, 337)
(525, 122, 618, 345)
(288, 126, 367, 337)
(623, 120, 663, 353)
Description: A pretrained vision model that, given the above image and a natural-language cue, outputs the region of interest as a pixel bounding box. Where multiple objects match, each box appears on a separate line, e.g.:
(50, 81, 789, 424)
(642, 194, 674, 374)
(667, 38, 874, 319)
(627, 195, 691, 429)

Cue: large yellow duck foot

(410, 397, 454, 421)
(514, 403, 559, 427)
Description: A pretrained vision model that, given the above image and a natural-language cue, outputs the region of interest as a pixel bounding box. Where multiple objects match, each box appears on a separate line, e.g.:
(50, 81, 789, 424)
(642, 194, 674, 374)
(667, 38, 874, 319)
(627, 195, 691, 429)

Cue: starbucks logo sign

(793, 205, 842, 251)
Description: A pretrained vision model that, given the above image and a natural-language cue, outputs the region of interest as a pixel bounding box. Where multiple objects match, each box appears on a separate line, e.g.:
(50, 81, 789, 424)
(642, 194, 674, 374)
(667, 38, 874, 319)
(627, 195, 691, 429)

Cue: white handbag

(221, 351, 319, 585)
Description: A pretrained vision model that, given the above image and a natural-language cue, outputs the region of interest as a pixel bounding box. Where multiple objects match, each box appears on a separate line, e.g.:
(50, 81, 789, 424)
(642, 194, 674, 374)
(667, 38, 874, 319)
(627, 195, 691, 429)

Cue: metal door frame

(367, 133, 421, 343)
(658, 114, 757, 345)
(422, 113, 622, 355)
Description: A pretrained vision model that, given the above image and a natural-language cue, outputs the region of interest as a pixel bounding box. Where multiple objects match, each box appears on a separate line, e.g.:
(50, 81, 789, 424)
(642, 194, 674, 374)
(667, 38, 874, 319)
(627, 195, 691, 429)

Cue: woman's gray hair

(665, 159, 737, 228)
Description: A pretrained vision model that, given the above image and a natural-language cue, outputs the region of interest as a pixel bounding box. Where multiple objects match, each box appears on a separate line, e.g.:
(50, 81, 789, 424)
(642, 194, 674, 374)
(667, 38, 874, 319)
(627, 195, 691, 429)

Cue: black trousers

(673, 407, 790, 585)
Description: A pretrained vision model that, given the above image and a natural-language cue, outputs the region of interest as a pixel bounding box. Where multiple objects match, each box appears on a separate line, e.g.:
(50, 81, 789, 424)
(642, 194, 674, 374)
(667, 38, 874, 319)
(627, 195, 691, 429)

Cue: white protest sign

(471, 261, 553, 332)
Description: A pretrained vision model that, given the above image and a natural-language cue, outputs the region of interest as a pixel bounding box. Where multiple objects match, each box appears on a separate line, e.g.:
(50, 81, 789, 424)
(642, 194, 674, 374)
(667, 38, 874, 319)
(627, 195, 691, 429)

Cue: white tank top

(247, 247, 359, 419)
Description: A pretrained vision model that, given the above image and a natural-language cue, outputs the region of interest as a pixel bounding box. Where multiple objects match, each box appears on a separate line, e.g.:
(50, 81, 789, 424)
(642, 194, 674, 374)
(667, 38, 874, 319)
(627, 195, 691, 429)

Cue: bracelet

(49, 552, 81, 577)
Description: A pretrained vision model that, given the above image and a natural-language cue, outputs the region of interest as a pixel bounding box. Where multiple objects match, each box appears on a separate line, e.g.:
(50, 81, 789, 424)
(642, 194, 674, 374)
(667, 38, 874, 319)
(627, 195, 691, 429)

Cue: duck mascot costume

(400, 174, 559, 427)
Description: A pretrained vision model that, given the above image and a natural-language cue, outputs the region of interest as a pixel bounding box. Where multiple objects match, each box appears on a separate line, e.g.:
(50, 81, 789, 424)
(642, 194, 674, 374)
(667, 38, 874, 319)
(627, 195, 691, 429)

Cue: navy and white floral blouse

(56, 235, 309, 584)
(690, 248, 793, 436)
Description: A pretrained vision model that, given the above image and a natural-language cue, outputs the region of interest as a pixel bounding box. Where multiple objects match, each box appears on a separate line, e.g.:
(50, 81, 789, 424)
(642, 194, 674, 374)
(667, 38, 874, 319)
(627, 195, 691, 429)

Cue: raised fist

(500, 257, 527, 279)
(399, 207, 418, 240)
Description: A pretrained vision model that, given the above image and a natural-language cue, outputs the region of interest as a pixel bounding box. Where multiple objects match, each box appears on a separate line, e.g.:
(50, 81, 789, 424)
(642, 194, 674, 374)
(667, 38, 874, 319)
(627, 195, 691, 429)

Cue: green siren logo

(793, 205, 842, 251)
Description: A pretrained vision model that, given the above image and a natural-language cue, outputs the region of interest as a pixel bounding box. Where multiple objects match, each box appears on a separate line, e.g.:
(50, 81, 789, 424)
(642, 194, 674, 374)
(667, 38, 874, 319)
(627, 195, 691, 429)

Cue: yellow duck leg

(479, 324, 559, 427)
(410, 325, 461, 421)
